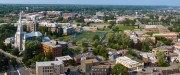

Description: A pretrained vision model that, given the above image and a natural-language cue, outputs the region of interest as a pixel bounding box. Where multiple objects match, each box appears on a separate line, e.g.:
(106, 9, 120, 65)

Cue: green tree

(157, 51, 169, 67)
(112, 64, 129, 75)
(72, 39, 78, 46)
(10, 58, 17, 67)
(93, 34, 100, 41)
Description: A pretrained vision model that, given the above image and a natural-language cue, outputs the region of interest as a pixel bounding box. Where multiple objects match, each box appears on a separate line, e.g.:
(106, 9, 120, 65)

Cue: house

(140, 53, 157, 64)
(80, 59, 99, 73)
(116, 56, 143, 71)
(36, 61, 64, 75)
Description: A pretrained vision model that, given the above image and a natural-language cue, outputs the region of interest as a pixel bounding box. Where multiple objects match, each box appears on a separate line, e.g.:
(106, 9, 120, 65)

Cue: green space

(118, 25, 136, 31)
(76, 31, 106, 41)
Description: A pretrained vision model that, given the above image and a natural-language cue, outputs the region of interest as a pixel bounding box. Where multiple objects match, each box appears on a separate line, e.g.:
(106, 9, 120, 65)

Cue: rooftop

(76, 52, 95, 59)
(41, 42, 61, 48)
(36, 61, 63, 67)
(82, 59, 99, 64)
(153, 32, 178, 36)
(91, 65, 110, 69)
(153, 46, 173, 51)
(25, 31, 42, 38)
(116, 56, 141, 67)
(55, 55, 72, 61)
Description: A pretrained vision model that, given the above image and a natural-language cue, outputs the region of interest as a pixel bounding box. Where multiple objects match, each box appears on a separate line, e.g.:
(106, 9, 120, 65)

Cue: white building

(4, 37, 14, 46)
(116, 56, 143, 71)
(36, 61, 64, 75)
(55, 55, 72, 62)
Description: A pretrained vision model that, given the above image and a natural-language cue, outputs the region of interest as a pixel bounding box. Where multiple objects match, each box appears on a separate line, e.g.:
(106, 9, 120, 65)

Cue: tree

(112, 26, 119, 32)
(23, 41, 42, 67)
(11, 58, 17, 67)
(112, 64, 129, 75)
(93, 45, 108, 59)
(141, 38, 153, 52)
(92, 39, 100, 47)
(56, 16, 64, 22)
(93, 34, 100, 41)
(72, 39, 77, 46)
(11, 49, 19, 56)
(157, 51, 169, 67)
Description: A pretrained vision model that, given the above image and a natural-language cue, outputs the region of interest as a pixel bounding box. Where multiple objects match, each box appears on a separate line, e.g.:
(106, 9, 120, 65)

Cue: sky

(0, 0, 180, 6)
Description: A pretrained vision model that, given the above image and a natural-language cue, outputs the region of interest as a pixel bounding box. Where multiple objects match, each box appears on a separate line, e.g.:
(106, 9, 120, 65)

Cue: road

(0, 49, 31, 75)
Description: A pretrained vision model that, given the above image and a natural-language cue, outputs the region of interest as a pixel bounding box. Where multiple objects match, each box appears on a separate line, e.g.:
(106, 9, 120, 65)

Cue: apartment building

(81, 59, 99, 73)
(36, 61, 64, 75)
(41, 40, 62, 59)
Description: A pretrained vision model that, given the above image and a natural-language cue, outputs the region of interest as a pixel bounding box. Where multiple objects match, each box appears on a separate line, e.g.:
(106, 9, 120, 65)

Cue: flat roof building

(116, 56, 143, 71)
(41, 41, 63, 59)
(36, 61, 64, 75)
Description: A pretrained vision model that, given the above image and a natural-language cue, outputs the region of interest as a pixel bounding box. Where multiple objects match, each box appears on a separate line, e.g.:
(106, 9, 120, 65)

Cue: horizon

(0, 0, 180, 6)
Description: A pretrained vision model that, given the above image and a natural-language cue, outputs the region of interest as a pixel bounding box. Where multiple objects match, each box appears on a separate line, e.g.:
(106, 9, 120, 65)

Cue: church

(14, 12, 43, 51)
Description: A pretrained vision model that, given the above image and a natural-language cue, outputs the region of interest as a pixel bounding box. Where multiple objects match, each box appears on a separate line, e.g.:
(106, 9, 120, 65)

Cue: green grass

(76, 31, 105, 41)
(118, 25, 135, 31)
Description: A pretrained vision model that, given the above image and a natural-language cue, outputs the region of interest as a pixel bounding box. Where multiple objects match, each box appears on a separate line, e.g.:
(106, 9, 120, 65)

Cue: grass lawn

(119, 25, 135, 31)
(75, 31, 106, 41)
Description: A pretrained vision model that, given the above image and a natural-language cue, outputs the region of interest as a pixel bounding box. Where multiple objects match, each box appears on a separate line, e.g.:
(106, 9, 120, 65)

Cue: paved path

(0, 49, 22, 62)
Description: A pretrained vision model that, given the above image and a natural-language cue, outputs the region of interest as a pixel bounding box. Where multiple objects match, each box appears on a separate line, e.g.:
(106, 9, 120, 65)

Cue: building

(140, 53, 157, 64)
(41, 40, 63, 59)
(27, 20, 38, 32)
(24, 31, 43, 41)
(90, 65, 111, 75)
(174, 42, 180, 62)
(153, 32, 178, 42)
(82, 26, 97, 32)
(116, 56, 143, 71)
(63, 27, 74, 35)
(169, 53, 179, 63)
(14, 12, 25, 51)
(74, 52, 96, 64)
(84, 18, 104, 23)
(55, 55, 72, 66)
(152, 46, 174, 56)
(63, 13, 76, 20)
(81, 59, 99, 73)
(144, 25, 170, 33)
(4, 37, 14, 46)
(36, 61, 64, 75)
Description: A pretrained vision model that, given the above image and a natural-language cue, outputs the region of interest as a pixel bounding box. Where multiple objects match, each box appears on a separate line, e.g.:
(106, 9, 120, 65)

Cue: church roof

(25, 31, 42, 38)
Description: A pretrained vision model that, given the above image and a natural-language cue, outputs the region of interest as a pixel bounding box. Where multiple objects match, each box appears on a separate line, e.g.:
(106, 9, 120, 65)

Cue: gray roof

(25, 31, 42, 38)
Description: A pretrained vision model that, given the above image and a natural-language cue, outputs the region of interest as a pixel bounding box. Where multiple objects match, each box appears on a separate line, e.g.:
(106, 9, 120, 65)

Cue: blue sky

(0, 0, 180, 6)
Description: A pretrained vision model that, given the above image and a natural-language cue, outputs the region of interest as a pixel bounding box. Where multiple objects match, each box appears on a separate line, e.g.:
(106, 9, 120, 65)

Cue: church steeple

(17, 12, 23, 32)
